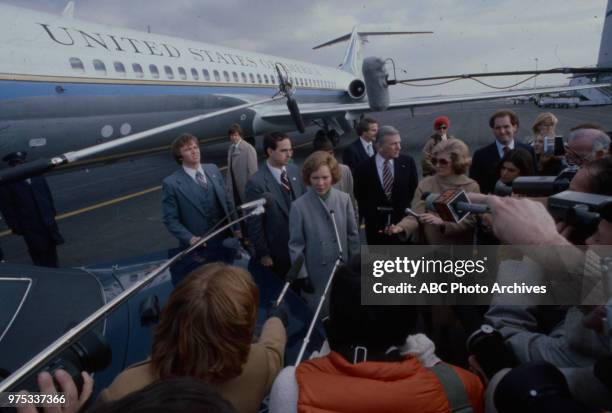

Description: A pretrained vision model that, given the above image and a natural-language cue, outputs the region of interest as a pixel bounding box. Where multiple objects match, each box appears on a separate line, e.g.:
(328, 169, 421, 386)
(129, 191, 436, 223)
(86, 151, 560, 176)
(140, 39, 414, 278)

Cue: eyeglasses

(564, 146, 591, 166)
(431, 157, 450, 166)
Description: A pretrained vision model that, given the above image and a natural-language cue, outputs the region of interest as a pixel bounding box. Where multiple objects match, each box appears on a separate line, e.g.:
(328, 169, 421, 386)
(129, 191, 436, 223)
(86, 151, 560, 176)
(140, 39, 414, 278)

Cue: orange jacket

(295, 351, 484, 413)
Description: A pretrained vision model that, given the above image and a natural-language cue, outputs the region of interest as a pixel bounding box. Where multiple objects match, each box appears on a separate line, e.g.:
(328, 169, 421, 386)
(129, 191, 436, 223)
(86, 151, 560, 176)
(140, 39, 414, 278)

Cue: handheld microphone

(423, 190, 489, 223)
(377, 206, 393, 228)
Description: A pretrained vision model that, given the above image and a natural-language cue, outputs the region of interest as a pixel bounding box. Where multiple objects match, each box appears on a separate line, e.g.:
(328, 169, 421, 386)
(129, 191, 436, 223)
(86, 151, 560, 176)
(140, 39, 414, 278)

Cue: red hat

(433, 116, 450, 129)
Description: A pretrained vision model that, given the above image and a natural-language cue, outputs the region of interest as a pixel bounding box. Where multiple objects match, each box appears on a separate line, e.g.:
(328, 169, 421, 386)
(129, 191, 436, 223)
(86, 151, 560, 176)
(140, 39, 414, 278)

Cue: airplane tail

(597, 0, 612, 67)
(312, 25, 432, 78)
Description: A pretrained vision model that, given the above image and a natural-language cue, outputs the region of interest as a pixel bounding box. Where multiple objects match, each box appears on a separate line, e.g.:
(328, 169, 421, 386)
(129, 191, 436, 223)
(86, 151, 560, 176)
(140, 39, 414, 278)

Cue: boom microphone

(238, 197, 267, 210)
(274, 255, 305, 308)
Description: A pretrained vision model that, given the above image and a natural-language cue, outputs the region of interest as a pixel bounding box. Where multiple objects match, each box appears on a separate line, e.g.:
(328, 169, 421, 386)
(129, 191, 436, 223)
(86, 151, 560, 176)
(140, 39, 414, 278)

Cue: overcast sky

(2, 0, 609, 98)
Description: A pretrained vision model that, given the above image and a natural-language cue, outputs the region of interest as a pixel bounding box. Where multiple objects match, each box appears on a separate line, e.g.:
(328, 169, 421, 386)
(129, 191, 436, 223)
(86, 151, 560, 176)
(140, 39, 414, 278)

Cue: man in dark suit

(245, 132, 305, 279)
(0, 151, 64, 267)
(470, 109, 536, 194)
(162, 134, 239, 284)
(342, 117, 378, 173)
(354, 125, 419, 245)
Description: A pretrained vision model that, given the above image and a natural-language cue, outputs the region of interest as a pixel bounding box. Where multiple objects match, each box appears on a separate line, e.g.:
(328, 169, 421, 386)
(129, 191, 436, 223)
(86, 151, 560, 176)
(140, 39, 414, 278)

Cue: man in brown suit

(226, 123, 258, 208)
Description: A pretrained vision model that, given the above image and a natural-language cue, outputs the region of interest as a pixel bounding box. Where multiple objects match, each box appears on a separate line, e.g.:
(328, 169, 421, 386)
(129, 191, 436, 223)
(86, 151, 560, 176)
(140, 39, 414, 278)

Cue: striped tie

(382, 160, 393, 200)
(280, 168, 291, 194)
(195, 171, 208, 190)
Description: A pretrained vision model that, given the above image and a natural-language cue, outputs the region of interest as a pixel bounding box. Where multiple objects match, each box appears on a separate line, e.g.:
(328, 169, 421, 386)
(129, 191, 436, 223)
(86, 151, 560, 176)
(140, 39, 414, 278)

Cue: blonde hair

(532, 112, 558, 135)
(432, 139, 471, 175)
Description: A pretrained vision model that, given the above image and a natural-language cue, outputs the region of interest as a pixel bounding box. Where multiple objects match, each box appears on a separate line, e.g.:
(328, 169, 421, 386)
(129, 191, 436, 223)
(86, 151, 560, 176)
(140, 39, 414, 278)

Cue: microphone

(493, 180, 513, 197)
(377, 206, 394, 228)
(238, 197, 267, 210)
(362, 57, 390, 111)
(329, 209, 343, 259)
(423, 190, 489, 223)
(274, 255, 305, 308)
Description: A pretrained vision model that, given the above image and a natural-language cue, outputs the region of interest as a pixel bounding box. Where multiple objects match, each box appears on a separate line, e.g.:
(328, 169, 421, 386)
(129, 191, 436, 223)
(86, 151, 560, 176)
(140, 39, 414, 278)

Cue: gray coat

(226, 139, 258, 205)
(162, 164, 234, 247)
(245, 162, 305, 275)
(289, 187, 360, 309)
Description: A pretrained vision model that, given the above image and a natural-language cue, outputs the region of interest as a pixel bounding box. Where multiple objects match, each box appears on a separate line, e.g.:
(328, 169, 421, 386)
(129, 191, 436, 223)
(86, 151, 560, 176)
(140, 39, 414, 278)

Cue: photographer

(470, 158, 612, 410)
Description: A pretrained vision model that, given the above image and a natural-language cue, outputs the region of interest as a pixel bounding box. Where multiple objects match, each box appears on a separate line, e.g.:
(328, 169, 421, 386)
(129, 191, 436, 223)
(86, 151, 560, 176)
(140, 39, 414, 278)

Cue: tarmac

(1, 100, 611, 267)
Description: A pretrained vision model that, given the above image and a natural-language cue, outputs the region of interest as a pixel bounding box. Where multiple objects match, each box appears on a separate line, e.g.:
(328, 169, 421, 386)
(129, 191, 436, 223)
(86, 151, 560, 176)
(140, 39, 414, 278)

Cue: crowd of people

(11, 109, 612, 412)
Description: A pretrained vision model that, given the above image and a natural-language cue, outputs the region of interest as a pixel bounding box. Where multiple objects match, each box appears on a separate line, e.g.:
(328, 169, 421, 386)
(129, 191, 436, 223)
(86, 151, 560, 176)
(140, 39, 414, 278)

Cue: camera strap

(428, 363, 473, 413)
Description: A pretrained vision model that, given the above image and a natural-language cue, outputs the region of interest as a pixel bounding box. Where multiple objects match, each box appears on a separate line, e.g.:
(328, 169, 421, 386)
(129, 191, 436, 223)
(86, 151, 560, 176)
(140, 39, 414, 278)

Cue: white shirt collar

(360, 136, 374, 155)
(495, 139, 515, 158)
(182, 164, 205, 182)
(266, 161, 285, 185)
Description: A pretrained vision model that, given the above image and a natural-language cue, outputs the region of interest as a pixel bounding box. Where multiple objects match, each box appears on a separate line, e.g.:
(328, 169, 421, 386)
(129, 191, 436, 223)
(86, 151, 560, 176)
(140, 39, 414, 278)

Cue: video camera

(548, 190, 612, 238)
(509, 165, 578, 197)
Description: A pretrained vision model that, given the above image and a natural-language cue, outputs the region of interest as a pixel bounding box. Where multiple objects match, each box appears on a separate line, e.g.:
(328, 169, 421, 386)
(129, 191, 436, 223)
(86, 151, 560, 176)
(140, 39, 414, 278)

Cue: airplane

(0, 1, 610, 181)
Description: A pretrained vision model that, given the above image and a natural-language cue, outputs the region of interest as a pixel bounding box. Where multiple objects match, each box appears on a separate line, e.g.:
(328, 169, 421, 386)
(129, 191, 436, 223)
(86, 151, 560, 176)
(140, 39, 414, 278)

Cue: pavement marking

(0, 140, 317, 238)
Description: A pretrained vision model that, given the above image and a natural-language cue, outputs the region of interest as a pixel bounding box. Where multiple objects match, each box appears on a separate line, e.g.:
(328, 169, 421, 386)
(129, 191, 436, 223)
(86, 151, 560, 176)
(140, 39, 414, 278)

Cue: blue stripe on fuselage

(0, 79, 344, 100)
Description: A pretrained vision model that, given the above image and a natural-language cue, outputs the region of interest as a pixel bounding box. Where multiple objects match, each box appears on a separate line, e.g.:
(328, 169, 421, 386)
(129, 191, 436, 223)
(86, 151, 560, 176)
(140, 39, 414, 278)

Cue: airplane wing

(259, 83, 610, 124)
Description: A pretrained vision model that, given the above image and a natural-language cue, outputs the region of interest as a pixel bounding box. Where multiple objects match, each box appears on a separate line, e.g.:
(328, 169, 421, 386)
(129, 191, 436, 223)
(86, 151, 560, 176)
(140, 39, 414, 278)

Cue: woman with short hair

(288, 151, 360, 313)
(387, 139, 480, 244)
(531, 112, 564, 175)
(99, 263, 287, 413)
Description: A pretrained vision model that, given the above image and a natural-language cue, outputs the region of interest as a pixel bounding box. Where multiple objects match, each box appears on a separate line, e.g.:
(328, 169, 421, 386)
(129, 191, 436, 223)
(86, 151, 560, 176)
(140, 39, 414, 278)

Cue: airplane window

(113, 61, 126, 77)
(202, 69, 210, 81)
(223, 71, 230, 82)
(178, 67, 187, 80)
(263, 74, 269, 83)
(256, 74, 262, 84)
(149, 64, 160, 79)
(241, 73, 247, 83)
(69, 57, 85, 74)
(132, 63, 144, 78)
(164, 65, 174, 80)
(191, 68, 199, 80)
(232, 72, 239, 82)
(249, 73, 255, 83)
(213, 70, 220, 82)
(93, 59, 107, 75)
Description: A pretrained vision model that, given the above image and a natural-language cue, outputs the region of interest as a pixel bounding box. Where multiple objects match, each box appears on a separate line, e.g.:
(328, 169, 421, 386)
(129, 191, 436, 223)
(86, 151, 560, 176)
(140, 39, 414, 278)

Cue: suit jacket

(342, 138, 372, 173)
(469, 141, 536, 194)
(226, 140, 258, 205)
(354, 154, 419, 245)
(99, 317, 286, 413)
(0, 176, 64, 248)
(162, 163, 235, 247)
(244, 163, 305, 275)
(288, 188, 360, 309)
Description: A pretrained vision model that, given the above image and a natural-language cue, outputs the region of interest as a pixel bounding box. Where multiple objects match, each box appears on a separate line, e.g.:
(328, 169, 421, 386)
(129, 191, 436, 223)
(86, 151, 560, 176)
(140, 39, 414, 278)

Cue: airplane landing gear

(314, 129, 340, 146)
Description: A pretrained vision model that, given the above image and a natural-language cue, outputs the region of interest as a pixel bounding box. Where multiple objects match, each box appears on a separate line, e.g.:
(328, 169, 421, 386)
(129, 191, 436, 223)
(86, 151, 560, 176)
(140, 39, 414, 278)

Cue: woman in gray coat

(289, 151, 360, 313)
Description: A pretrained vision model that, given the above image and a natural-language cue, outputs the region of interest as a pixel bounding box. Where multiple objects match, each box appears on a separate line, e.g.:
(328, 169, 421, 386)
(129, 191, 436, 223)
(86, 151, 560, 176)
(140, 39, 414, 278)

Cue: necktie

(382, 160, 393, 200)
(367, 143, 373, 157)
(280, 168, 291, 194)
(503, 145, 510, 156)
(195, 171, 208, 190)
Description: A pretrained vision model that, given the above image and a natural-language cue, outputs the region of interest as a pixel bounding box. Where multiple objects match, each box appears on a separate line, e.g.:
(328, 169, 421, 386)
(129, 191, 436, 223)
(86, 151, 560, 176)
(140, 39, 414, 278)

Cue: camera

(511, 165, 578, 197)
(543, 135, 565, 157)
(548, 190, 612, 239)
(466, 324, 516, 379)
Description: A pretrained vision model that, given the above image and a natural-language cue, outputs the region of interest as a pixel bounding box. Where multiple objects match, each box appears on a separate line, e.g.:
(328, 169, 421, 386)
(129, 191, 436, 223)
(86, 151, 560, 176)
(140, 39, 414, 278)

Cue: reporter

(531, 112, 564, 176)
(498, 148, 535, 186)
(99, 263, 286, 413)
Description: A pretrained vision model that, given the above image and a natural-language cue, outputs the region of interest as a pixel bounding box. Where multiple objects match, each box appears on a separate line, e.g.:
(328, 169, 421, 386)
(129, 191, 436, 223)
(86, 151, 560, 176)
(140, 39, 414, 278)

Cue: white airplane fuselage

(0, 4, 361, 167)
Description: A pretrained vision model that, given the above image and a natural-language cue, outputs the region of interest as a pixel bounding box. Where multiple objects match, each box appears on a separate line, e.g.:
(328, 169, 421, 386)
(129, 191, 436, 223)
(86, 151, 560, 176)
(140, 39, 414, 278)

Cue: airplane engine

(347, 78, 366, 100)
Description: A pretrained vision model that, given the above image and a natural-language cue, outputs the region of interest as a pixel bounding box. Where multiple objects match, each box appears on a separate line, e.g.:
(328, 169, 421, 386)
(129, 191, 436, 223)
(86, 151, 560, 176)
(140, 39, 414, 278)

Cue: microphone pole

(0, 202, 266, 393)
(274, 255, 304, 308)
(295, 209, 343, 365)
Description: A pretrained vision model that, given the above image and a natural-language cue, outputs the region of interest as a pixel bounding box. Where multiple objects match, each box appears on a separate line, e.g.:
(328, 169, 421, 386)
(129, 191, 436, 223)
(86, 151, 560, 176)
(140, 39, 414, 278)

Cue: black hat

(2, 151, 27, 165)
(494, 362, 587, 413)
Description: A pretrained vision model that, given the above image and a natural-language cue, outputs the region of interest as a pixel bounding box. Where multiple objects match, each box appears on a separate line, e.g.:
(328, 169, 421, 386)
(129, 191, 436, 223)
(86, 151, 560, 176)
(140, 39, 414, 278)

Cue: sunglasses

(431, 157, 450, 166)
(437, 125, 447, 130)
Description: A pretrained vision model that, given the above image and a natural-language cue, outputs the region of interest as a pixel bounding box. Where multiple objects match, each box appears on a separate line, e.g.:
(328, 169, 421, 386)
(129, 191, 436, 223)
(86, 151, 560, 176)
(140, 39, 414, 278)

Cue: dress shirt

(266, 161, 285, 186)
(360, 137, 374, 157)
(495, 139, 515, 159)
(182, 164, 207, 185)
(375, 153, 394, 187)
